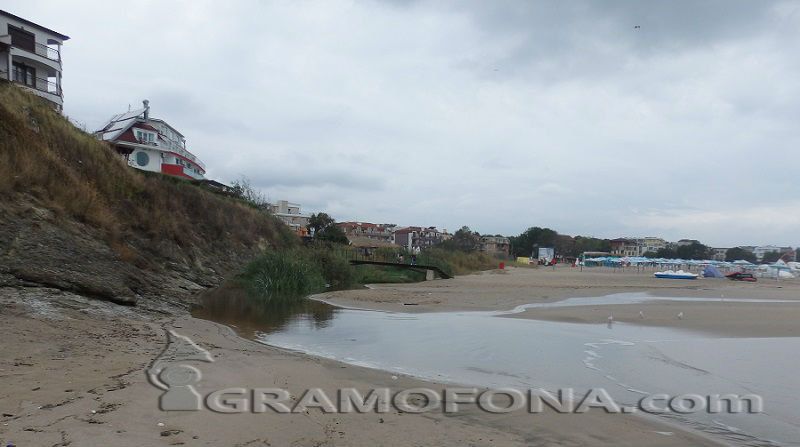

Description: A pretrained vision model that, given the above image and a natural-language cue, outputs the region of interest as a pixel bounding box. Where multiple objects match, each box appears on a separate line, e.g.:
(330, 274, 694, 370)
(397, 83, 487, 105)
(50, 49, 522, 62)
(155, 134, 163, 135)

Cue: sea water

(196, 292, 800, 446)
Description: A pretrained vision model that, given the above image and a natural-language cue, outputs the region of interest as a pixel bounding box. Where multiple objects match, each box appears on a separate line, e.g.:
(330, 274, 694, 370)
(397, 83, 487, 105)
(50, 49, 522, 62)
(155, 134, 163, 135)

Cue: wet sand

(0, 285, 722, 446)
(319, 266, 800, 337)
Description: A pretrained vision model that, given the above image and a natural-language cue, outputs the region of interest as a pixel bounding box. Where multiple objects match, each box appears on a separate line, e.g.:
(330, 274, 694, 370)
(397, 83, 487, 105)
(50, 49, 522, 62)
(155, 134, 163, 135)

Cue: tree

(725, 247, 757, 263)
(440, 226, 481, 252)
(655, 247, 677, 258)
(308, 213, 335, 235)
(309, 213, 349, 244)
(761, 251, 782, 263)
(642, 251, 658, 258)
(509, 227, 558, 257)
(675, 242, 710, 260)
(571, 236, 611, 257)
(230, 176, 269, 209)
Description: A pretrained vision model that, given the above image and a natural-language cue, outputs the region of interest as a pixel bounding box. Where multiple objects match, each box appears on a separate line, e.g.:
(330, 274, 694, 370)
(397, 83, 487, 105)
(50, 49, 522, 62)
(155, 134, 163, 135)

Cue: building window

(135, 130, 155, 144)
(136, 151, 150, 167)
(12, 63, 35, 88)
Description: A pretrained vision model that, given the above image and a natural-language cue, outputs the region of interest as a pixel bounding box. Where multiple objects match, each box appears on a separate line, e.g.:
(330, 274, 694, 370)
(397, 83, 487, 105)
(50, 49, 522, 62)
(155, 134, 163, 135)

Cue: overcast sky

(7, 1, 800, 247)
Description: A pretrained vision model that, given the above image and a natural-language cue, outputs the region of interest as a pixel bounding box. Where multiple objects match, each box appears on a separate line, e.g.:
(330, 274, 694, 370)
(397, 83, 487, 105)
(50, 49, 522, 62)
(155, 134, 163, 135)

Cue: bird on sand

(639, 311, 645, 319)
(677, 312, 684, 320)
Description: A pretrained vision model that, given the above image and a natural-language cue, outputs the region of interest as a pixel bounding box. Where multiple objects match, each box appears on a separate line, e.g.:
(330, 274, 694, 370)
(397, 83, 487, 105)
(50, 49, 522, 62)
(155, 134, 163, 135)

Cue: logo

(146, 330, 214, 411)
(145, 330, 763, 416)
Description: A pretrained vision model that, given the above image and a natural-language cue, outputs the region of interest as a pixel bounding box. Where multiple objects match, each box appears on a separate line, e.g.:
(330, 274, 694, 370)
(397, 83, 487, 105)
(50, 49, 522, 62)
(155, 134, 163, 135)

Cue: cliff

(0, 82, 296, 308)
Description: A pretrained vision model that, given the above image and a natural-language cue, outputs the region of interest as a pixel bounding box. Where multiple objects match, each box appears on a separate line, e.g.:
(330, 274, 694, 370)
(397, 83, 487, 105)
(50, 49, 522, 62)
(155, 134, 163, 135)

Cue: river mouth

(191, 283, 341, 338)
(193, 288, 800, 447)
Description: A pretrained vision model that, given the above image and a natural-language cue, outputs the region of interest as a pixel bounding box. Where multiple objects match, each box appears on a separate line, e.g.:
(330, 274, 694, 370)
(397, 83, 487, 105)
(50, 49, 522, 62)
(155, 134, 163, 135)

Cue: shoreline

(0, 285, 723, 446)
(318, 266, 800, 338)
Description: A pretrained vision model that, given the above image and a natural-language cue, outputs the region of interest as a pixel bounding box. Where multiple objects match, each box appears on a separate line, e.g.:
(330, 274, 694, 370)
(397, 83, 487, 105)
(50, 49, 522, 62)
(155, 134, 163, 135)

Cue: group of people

(396, 253, 418, 265)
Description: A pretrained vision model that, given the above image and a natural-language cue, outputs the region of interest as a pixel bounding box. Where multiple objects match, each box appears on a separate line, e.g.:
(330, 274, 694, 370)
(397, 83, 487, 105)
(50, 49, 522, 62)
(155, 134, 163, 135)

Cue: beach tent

(703, 265, 724, 278)
(768, 260, 796, 279)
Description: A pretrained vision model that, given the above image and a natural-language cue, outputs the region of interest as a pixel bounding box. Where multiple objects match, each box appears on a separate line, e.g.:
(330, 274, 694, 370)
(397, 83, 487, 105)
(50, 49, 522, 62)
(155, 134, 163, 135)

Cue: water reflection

(191, 283, 338, 337)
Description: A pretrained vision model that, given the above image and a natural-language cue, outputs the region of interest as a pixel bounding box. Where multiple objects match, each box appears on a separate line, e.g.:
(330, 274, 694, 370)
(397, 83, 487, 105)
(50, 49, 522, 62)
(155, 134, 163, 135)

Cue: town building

(269, 200, 310, 236)
(480, 236, 511, 256)
(394, 226, 443, 251)
(94, 100, 206, 180)
(753, 245, 793, 262)
(0, 10, 69, 111)
(441, 229, 453, 242)
(338, 222, 394, 243)
(610, 238, 641, 257)
(711, 248, 729, 261)
(608, 236, 667, 257)
(638, 237, 667, 254)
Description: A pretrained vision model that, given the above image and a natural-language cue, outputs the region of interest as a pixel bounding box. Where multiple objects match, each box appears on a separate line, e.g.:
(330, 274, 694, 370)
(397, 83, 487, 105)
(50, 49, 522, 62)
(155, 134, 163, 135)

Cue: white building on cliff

(94, 100, 206, 180)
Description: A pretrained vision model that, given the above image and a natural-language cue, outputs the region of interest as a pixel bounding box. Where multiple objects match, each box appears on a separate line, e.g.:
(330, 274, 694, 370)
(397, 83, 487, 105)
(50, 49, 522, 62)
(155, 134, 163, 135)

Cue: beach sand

(7, 264, 798, 446)
(320, 266, 800, 337)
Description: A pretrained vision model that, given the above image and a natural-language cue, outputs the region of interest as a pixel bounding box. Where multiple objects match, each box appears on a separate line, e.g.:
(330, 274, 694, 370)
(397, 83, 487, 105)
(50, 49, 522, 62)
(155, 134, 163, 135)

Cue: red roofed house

(94, 100, 206, 180)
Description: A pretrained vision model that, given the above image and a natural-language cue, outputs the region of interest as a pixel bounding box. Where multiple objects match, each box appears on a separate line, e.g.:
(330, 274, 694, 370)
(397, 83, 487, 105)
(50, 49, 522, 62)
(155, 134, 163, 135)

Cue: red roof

(115, 128, 138, 143)
(132, 123, 159, 132)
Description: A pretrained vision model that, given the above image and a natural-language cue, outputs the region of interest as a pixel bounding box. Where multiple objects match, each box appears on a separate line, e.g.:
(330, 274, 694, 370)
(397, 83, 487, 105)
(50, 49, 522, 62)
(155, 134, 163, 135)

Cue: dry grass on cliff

(0, 82, 296, 260)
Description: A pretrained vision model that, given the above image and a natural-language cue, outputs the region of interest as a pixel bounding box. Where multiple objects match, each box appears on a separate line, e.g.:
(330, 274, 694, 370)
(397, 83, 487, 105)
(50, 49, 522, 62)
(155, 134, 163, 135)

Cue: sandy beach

(320, 266, 800, 337)
(4, 266, 799, 446)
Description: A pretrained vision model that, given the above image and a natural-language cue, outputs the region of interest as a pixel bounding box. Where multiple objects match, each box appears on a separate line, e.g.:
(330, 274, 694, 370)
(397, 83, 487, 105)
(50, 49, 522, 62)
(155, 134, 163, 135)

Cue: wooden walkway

(348, 260, 452, 279)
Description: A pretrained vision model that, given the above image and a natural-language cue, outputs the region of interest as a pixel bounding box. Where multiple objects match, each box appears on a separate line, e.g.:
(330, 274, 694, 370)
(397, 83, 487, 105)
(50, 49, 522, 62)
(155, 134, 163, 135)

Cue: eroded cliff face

(0, 198, 274, 309)
(0, 84, 294, 308)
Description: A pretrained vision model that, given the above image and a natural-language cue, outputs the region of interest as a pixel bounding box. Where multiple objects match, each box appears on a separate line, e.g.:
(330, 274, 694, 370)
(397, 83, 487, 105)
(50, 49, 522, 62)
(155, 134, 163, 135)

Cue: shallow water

(194, 291, 800, 447)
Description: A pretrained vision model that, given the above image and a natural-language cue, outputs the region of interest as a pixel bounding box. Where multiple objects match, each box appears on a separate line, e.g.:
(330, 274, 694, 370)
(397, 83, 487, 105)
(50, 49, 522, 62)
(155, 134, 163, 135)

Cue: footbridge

(348, 259, 452, 279)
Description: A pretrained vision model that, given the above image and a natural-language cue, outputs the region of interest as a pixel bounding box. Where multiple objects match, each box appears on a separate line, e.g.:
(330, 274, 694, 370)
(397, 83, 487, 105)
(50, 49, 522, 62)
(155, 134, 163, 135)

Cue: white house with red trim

(94, 100, 206, 180)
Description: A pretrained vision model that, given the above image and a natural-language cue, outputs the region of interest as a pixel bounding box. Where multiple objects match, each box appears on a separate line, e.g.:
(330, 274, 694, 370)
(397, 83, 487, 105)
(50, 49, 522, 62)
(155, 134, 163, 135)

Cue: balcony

(7, 39, 61, 64)
(1, 69, 62, 97)
(31, 41, 61, 62)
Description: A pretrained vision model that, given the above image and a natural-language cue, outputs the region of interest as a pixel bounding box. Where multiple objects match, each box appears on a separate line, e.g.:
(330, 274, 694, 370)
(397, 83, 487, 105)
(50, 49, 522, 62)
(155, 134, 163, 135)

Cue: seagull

(608, 314, 614, 322)
(677, 312, 684, 320)
(639, 311, 645, 319)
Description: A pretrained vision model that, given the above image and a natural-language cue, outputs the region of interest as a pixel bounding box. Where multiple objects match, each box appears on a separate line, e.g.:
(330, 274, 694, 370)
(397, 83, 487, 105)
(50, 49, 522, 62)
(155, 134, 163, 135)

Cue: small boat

(654, 270, 698, 280)
(725, 271, 757, 282)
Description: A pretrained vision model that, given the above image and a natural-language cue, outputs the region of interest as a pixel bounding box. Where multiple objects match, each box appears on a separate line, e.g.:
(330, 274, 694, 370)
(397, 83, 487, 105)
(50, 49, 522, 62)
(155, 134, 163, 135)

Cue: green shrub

(308, 247, 358, 289)
(241, 249, 326, 301)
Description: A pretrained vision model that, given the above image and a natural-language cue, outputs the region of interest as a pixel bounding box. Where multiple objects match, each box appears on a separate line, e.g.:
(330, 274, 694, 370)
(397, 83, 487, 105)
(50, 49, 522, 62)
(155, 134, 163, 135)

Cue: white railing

(1, 69, 61, 97)
(10, 41, 61, 63)
(33, 42, 60, 62)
